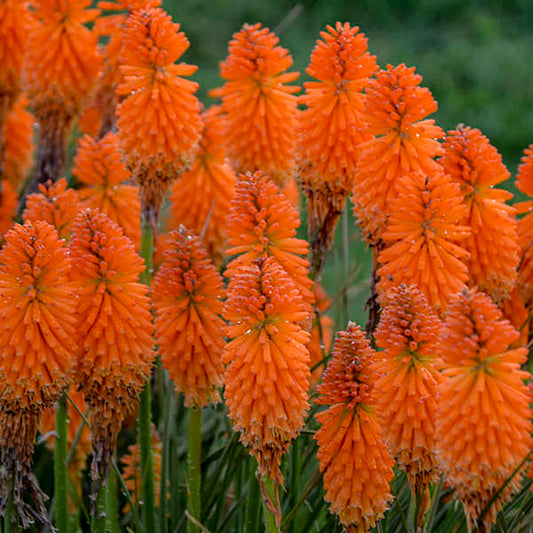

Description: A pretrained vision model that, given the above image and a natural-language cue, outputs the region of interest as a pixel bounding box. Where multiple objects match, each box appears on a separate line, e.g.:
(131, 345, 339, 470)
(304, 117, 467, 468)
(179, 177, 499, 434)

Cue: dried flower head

(70, 209, 154, 496)
(213, 23, 299, 184)
(23, 177, 82, 239)
(117, 7, 202, 224)
(72, 133, 141, 247)
(373, 284, 443, 489)
(153, 227, 225, 408)
(436, 288, 532, 530)
(377, 171, 470, 314)
(440, 125, 518, 301)
(223, 258, 310, 483)
(168, 107, 236, 263)
(315, 322, 394, 531)
(0, 221, 77, 527)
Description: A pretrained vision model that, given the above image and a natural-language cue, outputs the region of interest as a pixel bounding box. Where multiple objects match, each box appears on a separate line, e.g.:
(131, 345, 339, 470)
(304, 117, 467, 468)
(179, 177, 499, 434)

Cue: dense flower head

(436, 288, 532, 529)
(299, 22, 377, 189)
(0, 221, 77, 409)
(168, 106, 236, 263)
(440, 125, 518, 301)
(153, 227, 226, 408)
(23, 177, 82, 239)
(72, 133, 141, 247)
(23, 0, 101, 118)
(226, 171, 314, 308)
(213, 23, 300, 184)
(0, 0, 32, 113)
(117, 7, 202, 219)
(70, 208, 154, 490)
(499, 287, 529, 349)
(373, 284, 443, 488)
(2, 94, 35, 189)
(223, 258, 311, 483)
(353, 63, 444, 243)
(514, 146, 533, 303)
(315, 323, 394, 530)
(377, 171, 470, 314)
(0, 180, 17, 239)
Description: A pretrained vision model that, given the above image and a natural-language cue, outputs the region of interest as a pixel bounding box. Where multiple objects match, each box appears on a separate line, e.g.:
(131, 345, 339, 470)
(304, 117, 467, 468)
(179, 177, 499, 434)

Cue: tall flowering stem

(299, 22, 377, 277)
(0, 221, 77, 528)
(436, 288, 532, 530)
(315, 323, 394, 531)
(54, 394, 68, 533)
(223, 258, 311, 527)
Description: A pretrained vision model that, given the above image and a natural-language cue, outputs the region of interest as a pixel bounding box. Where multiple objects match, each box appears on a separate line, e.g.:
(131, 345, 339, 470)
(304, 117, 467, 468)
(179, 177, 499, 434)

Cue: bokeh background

(161, 0, 533, 325)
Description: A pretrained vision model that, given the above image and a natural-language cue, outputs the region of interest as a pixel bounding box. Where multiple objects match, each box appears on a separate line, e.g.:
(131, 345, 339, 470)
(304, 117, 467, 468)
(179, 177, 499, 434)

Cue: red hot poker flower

(315, 323, 394, 531)
(153, 227, 226, 408)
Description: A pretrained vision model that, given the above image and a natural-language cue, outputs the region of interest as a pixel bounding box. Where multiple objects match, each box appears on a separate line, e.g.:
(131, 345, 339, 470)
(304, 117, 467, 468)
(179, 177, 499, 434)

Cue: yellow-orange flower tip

(153, 227, 225, 408)
(0, 0, 32, 119)
(117, 7, 202, 223)
(226, 171, 314, 314)
(499, 286, 529, 349)
(223, 258, 311, 483)
(121, 424, 166, 513)
(377, 171, 470, 315)
(72, 133, 141, 247)
(353, 64, 444, 244)
(23, 0, 101, 119)
(308, 283, 333, 387)
(373, 284, 443, 489)
(0, 221, 77, 527)
(213, 23, 299, 184)
(70, 208, 154, 492)
(440, 125, 518, 301)
(2, 94, 35, 190)
(436, 288, 532, 530)
(299, 22, 377, 190)
(23, 177, 82, 240)
(314, 322, 394, 531)
(168, 106, 236, 264)
(0, 180, 17, 239)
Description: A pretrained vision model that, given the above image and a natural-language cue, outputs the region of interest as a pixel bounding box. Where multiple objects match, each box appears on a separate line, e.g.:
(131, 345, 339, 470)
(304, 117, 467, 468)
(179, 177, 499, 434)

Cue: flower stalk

(54, 395, 68, 533)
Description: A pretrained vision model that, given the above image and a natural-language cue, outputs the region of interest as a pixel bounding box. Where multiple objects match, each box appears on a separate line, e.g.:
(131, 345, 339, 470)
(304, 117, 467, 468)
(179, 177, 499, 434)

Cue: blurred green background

(166, 0, 533, 175)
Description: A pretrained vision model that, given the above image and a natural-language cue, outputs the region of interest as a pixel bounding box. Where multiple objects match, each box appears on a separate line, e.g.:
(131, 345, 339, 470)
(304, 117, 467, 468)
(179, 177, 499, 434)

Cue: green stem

(54, 395, 68, 533)
(260, 476, 280, 533)
(187, 408, 202, 533)
(244, 460, 260, 533)
(4, 475, 14, 533)
(106, 465, 120, 533)
(139, 215, 156, 533)
(160, 382, 175, 533)
(91, 485, 106, 533)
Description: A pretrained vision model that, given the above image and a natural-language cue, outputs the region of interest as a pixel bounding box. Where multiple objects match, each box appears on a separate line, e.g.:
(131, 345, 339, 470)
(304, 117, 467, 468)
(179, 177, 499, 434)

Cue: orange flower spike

(223, 259, 311, 483)
(353, 64, 444, 243)
(0, 221, 77, 527)
(436, 289, 532, 530)
(153, 227, 225, 408)
(0, 0, 32, 120)
(226, 171, 314, 308)
(168, 106, 236, 263)
(440, 125, 518, 301)
(498, 287, 529, 349)
(117, 7, 202, 223)
(299, 22, 377, 189)
(315, 323, 394, 531)
(514, 145, 533, 303)
(72, 133, 141, 247)
(377, 171, 470, 315)
(2, 94, 35, 190)
(373, 284, 443, 489)
(214, 23, 299, 184)
(70, 209, 154, 493)
(23, 177, 82, 240)
(0, 180, 17, 239)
